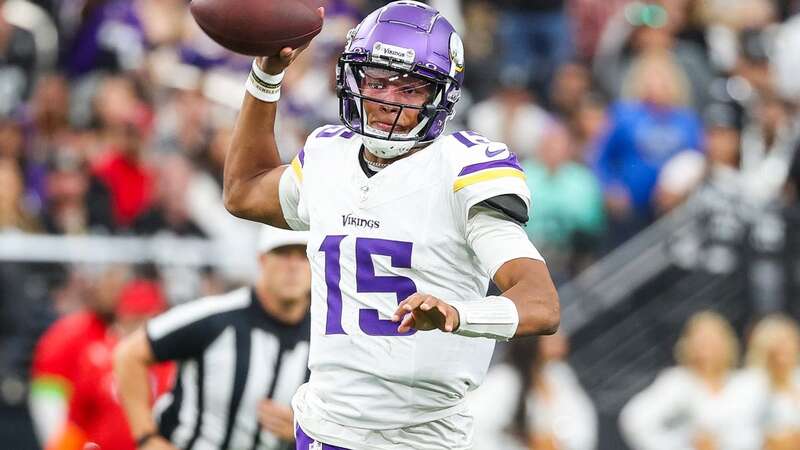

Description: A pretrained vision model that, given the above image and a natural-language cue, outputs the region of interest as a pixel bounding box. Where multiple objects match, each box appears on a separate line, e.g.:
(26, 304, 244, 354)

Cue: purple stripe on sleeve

(457, 153, 523, 176)
(452, 131, 476, 148)
(298, 148, 305, 167)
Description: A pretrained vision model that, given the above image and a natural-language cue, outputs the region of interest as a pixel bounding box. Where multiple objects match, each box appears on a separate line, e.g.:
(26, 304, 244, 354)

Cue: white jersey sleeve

(279, 126, 343, 231)
(446, 131, 531, 229)
(278, 165, 309, 231)
(445, 131, 540, 277)
(467, 206, 544, 278)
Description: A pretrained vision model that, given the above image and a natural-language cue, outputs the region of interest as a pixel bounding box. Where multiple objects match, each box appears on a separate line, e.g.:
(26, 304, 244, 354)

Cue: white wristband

(450, 296, 519, 341)
(246, 60, 285, 103)
(251, 60, 285, 85)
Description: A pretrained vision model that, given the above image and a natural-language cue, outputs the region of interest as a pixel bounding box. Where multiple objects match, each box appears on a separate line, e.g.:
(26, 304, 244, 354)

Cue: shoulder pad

(294, 125, 358, 182)
(444, 131, 525, 192)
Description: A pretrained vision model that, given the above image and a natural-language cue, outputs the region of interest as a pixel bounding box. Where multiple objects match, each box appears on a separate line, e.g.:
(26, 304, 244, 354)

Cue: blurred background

(3, 0, 800, 449)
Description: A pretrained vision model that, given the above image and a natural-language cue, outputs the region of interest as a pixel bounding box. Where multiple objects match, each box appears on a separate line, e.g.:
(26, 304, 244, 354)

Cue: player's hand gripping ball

(189, 0, 323, 56)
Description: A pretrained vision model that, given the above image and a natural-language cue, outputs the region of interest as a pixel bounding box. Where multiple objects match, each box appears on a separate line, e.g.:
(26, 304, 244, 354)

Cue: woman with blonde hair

(620, 310, 758, 450)
(741, 315, 800, 450)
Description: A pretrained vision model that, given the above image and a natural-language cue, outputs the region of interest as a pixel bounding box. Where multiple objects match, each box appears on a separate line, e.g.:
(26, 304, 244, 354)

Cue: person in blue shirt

(592, 52, 703, 242)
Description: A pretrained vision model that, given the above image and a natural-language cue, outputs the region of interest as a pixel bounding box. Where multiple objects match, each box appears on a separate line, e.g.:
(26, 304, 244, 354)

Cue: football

(189, 0, 323, 56)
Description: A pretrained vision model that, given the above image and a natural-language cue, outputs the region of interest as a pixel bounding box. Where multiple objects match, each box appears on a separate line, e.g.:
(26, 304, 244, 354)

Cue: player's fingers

(278, 47, 293, 61)
(397, 312, 415, 333)
(393, 294, 422, 320)
(404, 294, 428, 312)
(419, 295, 438, 311)
(442, 305, 457, 332)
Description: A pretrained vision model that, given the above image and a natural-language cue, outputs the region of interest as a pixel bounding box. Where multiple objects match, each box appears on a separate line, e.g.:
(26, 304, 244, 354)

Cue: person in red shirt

(29, 266, 130, 447)
(49, 279, 174, 450)
(91, 123, 155, 228)
(90, 76, 156, 228)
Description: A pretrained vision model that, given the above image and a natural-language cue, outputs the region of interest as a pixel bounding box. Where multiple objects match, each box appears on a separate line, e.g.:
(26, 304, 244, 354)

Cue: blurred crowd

(3, 0, 800, 290)
(3, 0, 800, 449)
(471, 311, 800, 450)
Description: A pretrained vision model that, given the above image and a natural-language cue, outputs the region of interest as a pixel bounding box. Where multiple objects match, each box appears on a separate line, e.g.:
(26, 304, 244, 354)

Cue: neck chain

(362, 148, 390, 169)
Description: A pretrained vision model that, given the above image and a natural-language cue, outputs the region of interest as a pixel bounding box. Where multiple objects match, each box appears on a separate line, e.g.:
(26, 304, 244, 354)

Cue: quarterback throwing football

(224, 2, 560, 449)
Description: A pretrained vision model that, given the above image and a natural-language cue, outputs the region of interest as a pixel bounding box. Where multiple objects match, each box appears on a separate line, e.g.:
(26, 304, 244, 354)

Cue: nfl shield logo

(310, 441, 322, 450)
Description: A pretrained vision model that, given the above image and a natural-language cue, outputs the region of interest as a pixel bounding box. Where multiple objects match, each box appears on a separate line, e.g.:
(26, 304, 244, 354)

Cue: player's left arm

(492, 257, 560, 336)
(394, 207, 559, 338)
(393, 258, 559, 338)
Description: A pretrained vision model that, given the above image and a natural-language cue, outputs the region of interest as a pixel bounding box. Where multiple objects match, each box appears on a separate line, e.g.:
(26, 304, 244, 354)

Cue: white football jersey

(281, 125, 535, 448)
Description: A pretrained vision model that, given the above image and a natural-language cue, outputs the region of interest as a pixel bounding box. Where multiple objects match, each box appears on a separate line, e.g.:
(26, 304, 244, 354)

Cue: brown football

(189, 0, 323, 56)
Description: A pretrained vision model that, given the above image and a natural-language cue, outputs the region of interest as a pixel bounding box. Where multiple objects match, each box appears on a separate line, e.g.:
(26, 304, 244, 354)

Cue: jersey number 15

(320, 235, 417, 337)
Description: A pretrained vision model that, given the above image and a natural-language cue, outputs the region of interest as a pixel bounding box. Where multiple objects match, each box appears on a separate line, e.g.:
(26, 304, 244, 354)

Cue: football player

(224, 2, 560, 449)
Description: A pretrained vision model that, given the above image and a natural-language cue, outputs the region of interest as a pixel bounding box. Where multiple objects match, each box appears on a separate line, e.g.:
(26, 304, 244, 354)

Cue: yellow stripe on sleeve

(291, 156, 303, 182)
(453, 168, 525, 192)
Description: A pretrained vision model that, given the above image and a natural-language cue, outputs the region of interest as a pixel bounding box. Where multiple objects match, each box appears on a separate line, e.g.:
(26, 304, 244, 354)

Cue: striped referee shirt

(146, 287, 310, 450)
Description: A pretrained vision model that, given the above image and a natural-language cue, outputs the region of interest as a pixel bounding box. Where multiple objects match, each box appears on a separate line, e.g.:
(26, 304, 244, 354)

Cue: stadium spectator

(0, 115, 24, 160)
(655, 101, 743, 212)
(48, 279, 173, 450)
(90, 76, 156, 229)
(459, 0, 500, 103)
(568, 0, 629, 60)
(29, 264, 130, 447)
(522, 120, 605, 280)
(570, 92, 609, 162)
(0, 157, 39, 231)
(468, 334, 597, 450)
(468, 339, 536, 450)
(736, 315, 800, 450)
(26, 74, 71, 150)
(152, 87, 213, 158)
(115, 226, 310, 450)
(60, 0, 148, 76)
(40, 148, 115, 234)
(738, 94, 797, 205)
(466, 80, 550, 160)
(593, 0, 715, 110)
(619, 311, 754, 450)
(495, 0, 573, 100)
(0, 0, 37, 116)
(549, 62, 593, 119)
(592, 51, 703, 241)
(526, 333, 597, 450)
(133, 154, 206, 238)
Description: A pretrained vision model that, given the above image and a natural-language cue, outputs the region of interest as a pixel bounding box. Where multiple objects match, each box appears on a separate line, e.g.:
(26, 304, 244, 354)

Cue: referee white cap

(257, 225, 308, 254)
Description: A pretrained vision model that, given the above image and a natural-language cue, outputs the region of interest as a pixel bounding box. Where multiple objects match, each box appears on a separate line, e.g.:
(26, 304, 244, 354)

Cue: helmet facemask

(338, 59, 452, 159)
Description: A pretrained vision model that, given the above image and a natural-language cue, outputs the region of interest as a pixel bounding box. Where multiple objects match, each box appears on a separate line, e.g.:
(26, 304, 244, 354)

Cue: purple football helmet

(336, 1, 464, 158)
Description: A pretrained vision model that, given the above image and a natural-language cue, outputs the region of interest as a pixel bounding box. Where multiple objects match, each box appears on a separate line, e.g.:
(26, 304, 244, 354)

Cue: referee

(114, 226, 311, 450)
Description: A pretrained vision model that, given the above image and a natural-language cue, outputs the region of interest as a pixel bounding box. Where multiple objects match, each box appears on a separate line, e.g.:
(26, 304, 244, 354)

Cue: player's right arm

(223, 50, 299, 228)
(223, 2, 321, 228)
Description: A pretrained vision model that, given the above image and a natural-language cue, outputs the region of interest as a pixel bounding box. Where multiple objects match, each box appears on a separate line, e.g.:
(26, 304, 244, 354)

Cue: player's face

(260, 245, 311, 303)
(359, 67, 434, 134)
